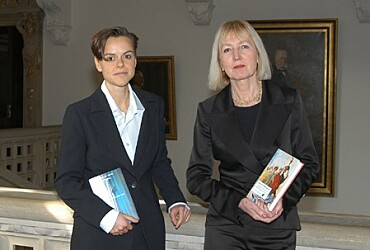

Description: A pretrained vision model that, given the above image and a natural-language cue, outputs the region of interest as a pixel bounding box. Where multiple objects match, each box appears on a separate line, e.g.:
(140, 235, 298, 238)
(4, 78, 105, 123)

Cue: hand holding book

(246, 149, 304, 211)
(110, 213, 139, 236)
(89, 168, 139, 220)
(238, 194, 284, 224)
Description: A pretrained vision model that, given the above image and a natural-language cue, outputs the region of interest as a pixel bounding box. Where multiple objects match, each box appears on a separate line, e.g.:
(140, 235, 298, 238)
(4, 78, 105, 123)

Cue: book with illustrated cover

(89, 168, 139, 219)
(246, 149, 304, 211)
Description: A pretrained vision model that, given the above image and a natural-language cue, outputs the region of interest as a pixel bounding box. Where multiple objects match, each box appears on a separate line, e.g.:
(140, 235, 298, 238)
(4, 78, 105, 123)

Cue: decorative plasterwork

(36, 0, 71, 45)
(185, 0, 215, 25)
(354, 0, 370, 23)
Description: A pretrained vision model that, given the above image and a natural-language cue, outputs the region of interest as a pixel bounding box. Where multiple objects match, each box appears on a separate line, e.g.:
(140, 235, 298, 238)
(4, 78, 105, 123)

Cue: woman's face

(94, 36, 137, 88)
(218, 32, 258, 83)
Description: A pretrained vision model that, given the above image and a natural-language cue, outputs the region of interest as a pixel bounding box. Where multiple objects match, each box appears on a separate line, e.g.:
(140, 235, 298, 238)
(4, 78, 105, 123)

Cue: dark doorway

(0, 26, 24, 129)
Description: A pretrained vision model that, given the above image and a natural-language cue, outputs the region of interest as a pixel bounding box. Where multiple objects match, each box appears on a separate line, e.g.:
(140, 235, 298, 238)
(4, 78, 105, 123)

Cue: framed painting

(250, 19, 338, 195)
(132, 56, 177, 140)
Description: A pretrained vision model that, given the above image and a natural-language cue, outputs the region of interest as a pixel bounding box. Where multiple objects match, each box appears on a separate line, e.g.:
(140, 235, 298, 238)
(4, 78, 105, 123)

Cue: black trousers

(204, 224, 296, 250)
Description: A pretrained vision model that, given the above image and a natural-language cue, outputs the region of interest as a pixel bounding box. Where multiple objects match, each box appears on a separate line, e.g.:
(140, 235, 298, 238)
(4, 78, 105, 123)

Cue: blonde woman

(187, 20, 319, 250)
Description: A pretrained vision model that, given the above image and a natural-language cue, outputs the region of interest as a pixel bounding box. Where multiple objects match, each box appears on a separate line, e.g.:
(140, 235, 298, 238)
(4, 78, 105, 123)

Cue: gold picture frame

(250, 19, 338, 196)
(132, 56, 177, 140)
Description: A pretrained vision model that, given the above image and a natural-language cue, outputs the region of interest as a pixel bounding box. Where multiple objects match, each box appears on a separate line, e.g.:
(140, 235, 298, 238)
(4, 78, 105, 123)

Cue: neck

(231, 80, 262, 107)
(108, 85, 130, 113)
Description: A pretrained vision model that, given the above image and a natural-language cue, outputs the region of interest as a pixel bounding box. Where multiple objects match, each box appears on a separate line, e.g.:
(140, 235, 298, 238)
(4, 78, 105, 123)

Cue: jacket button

(131, 182, 137, 189)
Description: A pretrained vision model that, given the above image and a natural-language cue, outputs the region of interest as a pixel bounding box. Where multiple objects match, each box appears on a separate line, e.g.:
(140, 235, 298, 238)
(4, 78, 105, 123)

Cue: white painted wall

(41, 0, 370, 217)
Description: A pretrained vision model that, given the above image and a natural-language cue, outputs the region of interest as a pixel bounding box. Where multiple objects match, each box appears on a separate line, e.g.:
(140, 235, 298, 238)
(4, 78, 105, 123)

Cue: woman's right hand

(238, 197, 283, 223)
(110, 213, 139, 236)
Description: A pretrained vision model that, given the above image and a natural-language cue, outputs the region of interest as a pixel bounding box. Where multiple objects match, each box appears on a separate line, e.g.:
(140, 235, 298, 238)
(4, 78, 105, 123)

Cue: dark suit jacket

(55, 86, 186, 250)
(187, 81, 320, 230)
(271, 65, 293, 88)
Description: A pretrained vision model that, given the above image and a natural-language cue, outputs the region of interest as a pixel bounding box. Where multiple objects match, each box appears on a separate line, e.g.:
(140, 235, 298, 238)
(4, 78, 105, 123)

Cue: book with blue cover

(89, 168, 139, 219)
(246, 149, 304, 211)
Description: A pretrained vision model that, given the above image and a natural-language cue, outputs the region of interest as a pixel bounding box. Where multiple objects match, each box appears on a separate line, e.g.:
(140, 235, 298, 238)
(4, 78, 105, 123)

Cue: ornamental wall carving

(0, 0, 43, 127)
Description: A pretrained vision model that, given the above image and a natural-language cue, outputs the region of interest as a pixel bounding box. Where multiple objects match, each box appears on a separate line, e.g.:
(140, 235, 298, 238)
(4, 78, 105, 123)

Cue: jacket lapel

(206, 85, 263, 174)
(207, 82, 295, 173)
(133, 89, 154, 169)
(251, 81, 295, 163)
(89, 90, 135, 176)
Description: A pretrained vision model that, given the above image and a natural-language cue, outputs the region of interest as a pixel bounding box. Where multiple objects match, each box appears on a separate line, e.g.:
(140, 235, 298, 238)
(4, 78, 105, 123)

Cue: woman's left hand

(169, 205, 191, 229)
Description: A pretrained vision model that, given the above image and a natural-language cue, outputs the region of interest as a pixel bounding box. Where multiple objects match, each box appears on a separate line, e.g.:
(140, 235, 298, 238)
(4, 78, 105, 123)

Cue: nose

(116, 56, 124, 67)
(233, 49, 241, 61)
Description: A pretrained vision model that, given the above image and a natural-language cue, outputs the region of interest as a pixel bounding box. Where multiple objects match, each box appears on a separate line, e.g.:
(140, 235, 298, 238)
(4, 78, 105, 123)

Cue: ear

(94, 57, 102, 72)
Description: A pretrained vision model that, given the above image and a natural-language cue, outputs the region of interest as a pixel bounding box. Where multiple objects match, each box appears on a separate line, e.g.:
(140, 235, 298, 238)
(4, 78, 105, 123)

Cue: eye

(123, 53, 134, 60)
(222, 47, 232, 53)
(241, 44, 249, 49)
(102, 55, 115, 62)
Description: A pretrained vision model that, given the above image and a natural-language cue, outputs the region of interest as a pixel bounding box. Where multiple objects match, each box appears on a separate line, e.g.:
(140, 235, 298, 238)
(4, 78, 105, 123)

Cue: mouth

(233, 64, 245, 69)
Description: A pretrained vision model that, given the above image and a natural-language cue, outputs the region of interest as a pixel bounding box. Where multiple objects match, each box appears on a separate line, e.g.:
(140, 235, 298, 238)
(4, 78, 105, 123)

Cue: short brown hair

(91, 27, 139, 60)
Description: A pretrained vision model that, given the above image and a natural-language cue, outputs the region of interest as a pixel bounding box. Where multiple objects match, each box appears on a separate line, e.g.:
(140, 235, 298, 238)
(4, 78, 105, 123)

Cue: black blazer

(55, 86, 186, 250)
(187, 81, 320, 230)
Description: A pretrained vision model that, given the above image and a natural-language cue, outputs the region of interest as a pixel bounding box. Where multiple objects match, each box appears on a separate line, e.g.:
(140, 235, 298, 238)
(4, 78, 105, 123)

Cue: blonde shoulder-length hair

(208, 20, 271, 91)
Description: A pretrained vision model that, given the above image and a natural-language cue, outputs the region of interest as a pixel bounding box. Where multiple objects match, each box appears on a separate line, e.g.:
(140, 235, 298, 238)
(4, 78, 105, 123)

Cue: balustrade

(0, 126, 61, 190)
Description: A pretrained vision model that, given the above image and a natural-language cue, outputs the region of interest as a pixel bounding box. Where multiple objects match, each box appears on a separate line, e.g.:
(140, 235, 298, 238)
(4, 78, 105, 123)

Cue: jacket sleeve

(283, 91, 321, 213)
(186, 104, 244, 223)
(55, 104, 113, 228)
(150, 97, 187, 210)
